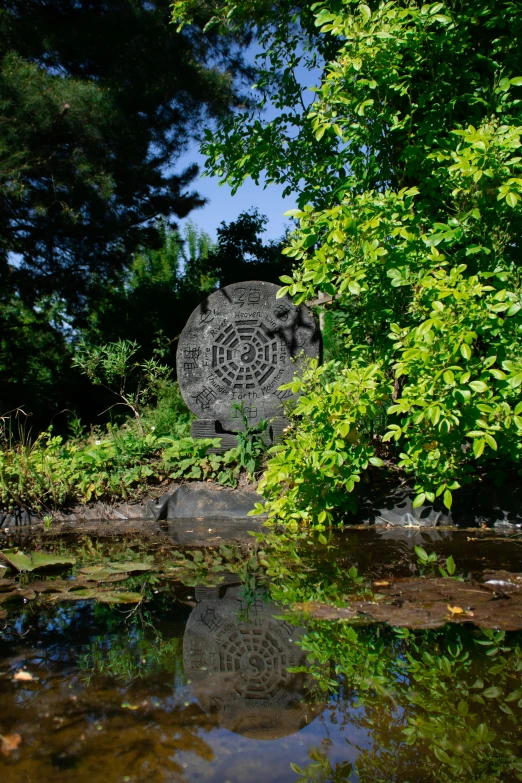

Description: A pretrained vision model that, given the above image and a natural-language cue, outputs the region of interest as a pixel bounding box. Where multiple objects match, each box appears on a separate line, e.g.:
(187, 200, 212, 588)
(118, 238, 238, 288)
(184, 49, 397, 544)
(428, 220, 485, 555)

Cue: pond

(0, 526, 521, 782)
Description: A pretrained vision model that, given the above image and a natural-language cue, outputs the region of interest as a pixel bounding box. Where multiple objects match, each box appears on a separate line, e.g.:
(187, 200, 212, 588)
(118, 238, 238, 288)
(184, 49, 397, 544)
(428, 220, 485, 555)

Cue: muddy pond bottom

(0, 528, 521, 782)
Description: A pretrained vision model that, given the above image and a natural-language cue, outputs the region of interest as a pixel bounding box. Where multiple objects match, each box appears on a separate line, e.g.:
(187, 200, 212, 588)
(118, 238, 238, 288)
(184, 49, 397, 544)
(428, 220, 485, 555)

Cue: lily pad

(106, 561, 153, 573)
(0, 549, 76, 572)
(79, 568, 130, 582)
(0, 588, 36, 603)
(79, 561, 152, 577)
(29, 579, 88, 593)
(78, 565, 110, 575)
(50, 589, 98, 602)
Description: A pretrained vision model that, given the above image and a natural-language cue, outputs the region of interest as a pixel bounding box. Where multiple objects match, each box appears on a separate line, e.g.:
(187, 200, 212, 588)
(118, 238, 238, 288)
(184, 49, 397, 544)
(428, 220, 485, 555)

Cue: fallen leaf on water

(13, 670, 34, 681)
(50, 588, 143, 604)
(121, 702, 139, 710)
(374, 581, 390, 587)
(0, 733, 22, 757)
(292, 601, 357, 621)
(447, 605, 464, 614)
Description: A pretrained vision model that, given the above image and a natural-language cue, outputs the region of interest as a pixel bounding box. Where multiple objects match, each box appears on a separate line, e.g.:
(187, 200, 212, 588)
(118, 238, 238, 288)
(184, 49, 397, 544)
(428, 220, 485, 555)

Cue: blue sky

(176, 143, 298, 244)
(174, 42, 322, 244)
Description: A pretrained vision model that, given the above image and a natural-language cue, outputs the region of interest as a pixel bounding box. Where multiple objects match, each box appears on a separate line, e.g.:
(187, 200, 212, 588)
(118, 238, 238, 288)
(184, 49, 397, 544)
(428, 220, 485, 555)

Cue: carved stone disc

(176, 281, 320, 430)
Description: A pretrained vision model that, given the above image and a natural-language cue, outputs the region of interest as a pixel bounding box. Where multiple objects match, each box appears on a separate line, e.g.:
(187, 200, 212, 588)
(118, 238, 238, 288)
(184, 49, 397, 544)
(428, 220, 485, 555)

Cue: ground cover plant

(0, 332, 276, 515)
(173, 0, 522, 527)
(0, 407, 243, 516)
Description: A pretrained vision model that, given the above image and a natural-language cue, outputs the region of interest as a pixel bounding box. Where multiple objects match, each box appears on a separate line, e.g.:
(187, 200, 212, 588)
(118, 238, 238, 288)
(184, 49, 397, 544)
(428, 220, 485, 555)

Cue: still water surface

(0, 528, 521, 782)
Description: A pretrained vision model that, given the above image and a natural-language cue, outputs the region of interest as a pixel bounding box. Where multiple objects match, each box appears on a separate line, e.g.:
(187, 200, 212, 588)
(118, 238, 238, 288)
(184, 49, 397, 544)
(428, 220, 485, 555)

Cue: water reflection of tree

(1, 597, 217, 783)
(289, 624, 522, 783)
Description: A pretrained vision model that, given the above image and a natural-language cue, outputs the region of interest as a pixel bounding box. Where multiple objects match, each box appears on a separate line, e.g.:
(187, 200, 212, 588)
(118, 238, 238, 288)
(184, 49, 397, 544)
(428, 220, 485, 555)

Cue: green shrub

(175, 0, 522, 524)
(138, 380, 193, 438)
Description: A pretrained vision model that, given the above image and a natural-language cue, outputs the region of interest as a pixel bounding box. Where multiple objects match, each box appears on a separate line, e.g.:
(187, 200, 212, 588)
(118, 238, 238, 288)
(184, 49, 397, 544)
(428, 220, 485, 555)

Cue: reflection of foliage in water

(79, 635, 183, 682)
(3, 529, 522, 782)
(79, 626, 184, 682)
(242, 529, 522, 782)
(289, 623, 522, 783)
(75, 588, 188, 683)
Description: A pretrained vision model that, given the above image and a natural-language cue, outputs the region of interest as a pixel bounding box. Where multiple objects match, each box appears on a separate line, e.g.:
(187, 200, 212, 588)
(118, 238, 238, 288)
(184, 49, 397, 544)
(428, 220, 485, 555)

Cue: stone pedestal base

(191, 417, 287, 453)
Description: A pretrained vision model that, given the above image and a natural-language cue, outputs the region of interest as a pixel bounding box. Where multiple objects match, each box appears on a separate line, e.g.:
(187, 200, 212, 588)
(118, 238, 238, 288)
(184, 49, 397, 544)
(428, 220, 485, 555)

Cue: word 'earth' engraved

(177, 281, 320, 429)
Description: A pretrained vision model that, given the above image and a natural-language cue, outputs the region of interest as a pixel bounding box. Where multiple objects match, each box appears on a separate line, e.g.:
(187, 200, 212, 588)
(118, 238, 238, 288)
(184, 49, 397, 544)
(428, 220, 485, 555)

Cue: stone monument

(183, 584, 322, 740)
(177, 280, 321, 448)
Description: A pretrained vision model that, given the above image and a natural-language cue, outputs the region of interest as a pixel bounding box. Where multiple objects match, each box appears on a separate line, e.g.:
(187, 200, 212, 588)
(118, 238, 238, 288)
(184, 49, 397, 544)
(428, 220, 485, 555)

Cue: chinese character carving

(200, 607, 223, 632)
(274, 304, 291, 321)
(191, 385, 218, 411)
(232, 405, 257, 419)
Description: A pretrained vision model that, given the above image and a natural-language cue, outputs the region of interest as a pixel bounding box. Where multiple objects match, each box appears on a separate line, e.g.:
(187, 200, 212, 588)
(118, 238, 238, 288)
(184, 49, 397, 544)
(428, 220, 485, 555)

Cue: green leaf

(446, 555, 456, 575)
(483, 686, 502, 699)
(473, 438, 485, 458)
(510, 77, 522, 86)
(433, 747, 452, 764)
(469, 380, 487, 393)
(484, 433, 497, 451)
(413, 493, 426, 508)
(443, 489, 452, 510)
(415, 545, 429, 563)
(360, 4, 371, 22)
(460, 343, 472, 360)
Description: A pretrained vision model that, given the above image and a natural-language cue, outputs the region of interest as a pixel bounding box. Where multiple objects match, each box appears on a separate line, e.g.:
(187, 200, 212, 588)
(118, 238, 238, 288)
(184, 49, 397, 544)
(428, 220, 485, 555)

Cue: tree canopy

(173, 0, 522, 523)
(0, 0, 247, 313)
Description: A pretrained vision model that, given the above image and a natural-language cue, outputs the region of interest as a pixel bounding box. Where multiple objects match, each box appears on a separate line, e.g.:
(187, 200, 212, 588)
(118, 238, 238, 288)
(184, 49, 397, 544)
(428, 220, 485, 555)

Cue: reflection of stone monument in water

(183, 585, 321, 740)
(177, 281, 321, 449)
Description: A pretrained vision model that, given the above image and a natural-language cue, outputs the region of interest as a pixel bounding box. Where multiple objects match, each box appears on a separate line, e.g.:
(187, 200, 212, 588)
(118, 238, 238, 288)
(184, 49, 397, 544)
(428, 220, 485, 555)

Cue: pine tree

(0, 0, 246, 314)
